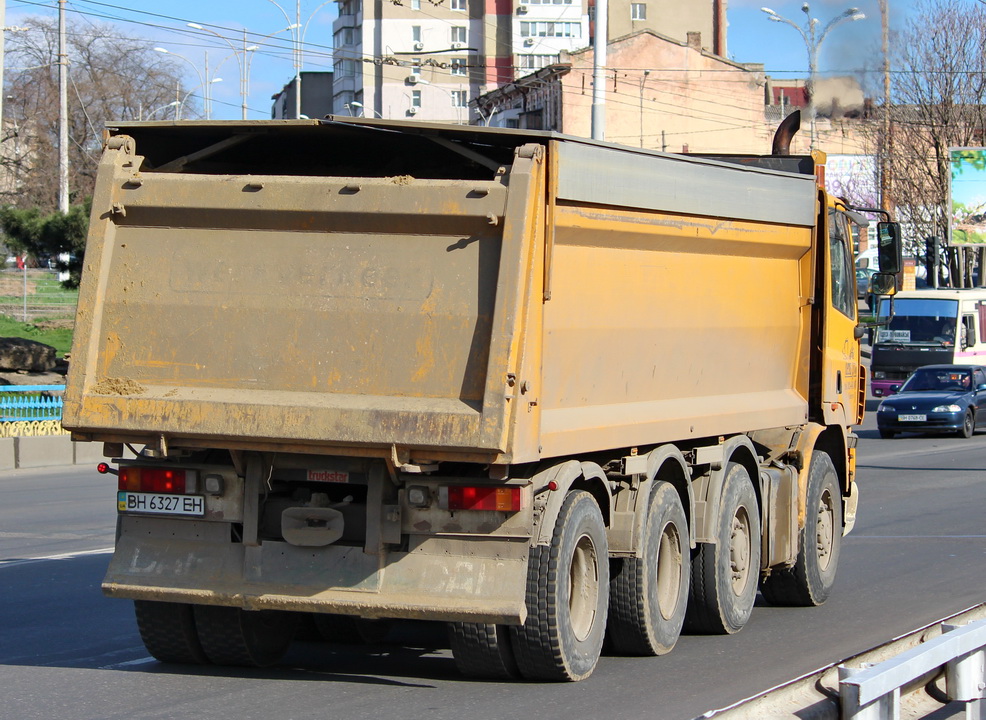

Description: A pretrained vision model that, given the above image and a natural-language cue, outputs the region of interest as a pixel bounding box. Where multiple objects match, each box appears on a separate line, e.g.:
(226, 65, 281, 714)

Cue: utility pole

(591, 0, 607, 140)
(58, 0, 69, 213)
(0, 0, 6, 145)
(879, 0, 892, 216)
(294, 0, 301, 119)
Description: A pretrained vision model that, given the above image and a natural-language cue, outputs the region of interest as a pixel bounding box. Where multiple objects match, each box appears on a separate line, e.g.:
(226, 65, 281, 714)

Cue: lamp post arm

(300, 0, 335, 67)
(265, 0, 293, 29)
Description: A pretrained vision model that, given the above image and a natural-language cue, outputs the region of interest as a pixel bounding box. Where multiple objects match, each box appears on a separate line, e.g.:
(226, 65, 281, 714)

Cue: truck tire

(510, 490, 608, 681)
(685, 462, 760, 634)
(607, 481, 690, 655)
(761, 450, 842, 607)
(193, 606, 299, 667)
(312, 614, 392, 645)
(134, 600, 209, 665)
(448, 623, 520, 679)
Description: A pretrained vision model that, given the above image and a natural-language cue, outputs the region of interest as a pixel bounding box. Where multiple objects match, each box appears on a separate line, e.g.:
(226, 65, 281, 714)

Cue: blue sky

(8, 0, 920, 121)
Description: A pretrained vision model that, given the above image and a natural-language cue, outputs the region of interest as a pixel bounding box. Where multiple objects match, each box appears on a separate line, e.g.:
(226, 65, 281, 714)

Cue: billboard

(949, 147, 986, 245)
(826, 154, 879, 209)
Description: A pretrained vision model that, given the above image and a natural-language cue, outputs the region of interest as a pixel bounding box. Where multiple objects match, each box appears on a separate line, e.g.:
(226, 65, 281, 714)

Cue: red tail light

(442, 486, 522, 512)
(118, 467, 188, 494)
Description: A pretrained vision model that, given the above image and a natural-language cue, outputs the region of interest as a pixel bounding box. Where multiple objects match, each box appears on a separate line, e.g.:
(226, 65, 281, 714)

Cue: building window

(631, 3, 646, 20)
(451, 26, 467, 43)
(411, 90, 422, 108)
(451, 58, 467, 76)
(333, 59, 356, 77)
(412, 25, 422, 42)
(451, 90, 468, 107)
(451, 0, 466, 10)
(518, 53, 560, 70)
(519, 21, 581, 38)
(411, 0, 420, 8)
(334, 28, 354, 46)
(338, 0, 361, 14)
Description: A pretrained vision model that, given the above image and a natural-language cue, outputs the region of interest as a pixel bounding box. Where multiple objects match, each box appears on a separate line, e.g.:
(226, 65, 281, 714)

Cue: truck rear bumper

(103, 525, 529, 624)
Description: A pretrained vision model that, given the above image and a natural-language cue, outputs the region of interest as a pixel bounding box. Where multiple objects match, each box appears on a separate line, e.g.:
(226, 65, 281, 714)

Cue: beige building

(476, 29, 773, 154)
(331, 0, 727, 123)
(475, 29, 875, 158)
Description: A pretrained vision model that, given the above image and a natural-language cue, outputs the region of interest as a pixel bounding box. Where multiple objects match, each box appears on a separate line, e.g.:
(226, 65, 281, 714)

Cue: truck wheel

(761, 450, 842, 607)
(134, 600, 209, 665)
(510, 490, 608, 681)
(685, 462, 760, 634)
(312, 614, 392, 645)
(448, 623, 520, 679)
(607, 481, 690, 655)
(193, 606, 299, 667)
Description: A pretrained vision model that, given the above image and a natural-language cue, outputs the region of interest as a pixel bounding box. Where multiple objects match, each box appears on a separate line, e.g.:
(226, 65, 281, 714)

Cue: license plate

(118, 491, 205, 517)
(898, 414, 927, 422)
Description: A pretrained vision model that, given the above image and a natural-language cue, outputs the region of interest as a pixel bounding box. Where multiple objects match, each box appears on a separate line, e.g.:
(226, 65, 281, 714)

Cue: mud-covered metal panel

(553, 141, 817, 227)
(103, 530, 529, 623)
(63, 139, 541, 455)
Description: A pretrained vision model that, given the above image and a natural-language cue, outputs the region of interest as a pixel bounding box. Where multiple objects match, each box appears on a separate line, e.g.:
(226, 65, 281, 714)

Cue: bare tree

(2, 17, 189, 211)
(882, 0, 986, 286)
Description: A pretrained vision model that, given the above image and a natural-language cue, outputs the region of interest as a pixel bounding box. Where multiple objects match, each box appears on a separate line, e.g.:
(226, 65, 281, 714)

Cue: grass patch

(0, 314, 74, 357)
(0, 272, 79, 306)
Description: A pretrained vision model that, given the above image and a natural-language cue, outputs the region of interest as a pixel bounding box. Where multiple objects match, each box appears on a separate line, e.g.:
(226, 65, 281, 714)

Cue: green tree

(0, 201, 90, 287)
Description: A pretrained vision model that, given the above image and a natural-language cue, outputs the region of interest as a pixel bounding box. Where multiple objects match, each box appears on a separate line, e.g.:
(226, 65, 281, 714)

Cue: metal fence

(0, 385, 67, 437)
(0, 267, 79, 322)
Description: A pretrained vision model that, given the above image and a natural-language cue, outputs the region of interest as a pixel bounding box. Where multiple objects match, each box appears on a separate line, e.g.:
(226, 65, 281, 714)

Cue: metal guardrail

(0, 385, 65, 422)
(839, 618, 986, 720)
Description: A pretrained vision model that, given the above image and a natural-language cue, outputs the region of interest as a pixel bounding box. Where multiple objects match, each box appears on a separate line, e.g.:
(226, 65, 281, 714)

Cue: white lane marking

(100, 657, 156, 669)
(0, 546, 114, 568)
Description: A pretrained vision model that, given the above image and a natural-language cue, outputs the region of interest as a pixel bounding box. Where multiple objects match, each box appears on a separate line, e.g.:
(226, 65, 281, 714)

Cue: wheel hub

(729, 510, 751, 593)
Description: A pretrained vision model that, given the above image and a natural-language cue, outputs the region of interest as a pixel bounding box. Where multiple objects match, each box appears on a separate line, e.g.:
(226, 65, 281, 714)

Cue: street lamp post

(155, 47, 223, 119)
(264, 0, 334, 118)
(177, 78, 223, 120)
(187, 22, 299, 119)
(186, 23, 256, 119)
(761, 4, 866, 150)
(144, 101, 179, 120)
(348, 101, 382, 118)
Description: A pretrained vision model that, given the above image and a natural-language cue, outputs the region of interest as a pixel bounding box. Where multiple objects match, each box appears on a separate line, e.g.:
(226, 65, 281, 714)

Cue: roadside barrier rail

(839, 618, 986, 720)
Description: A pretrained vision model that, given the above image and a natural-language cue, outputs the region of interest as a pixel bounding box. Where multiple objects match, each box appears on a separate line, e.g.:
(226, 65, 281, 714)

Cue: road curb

(2, 434, 105, 471)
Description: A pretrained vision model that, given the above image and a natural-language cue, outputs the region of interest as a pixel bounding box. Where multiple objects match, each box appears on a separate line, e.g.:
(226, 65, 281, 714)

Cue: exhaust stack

(772, 110, 802, 156)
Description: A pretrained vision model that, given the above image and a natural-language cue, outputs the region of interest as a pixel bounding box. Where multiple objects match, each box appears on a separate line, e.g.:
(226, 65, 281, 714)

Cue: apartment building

(331, 0, 727, 123)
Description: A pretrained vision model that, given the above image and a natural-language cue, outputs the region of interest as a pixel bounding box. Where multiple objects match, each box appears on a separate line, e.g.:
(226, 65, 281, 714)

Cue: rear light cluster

(117, 466, 191, 494)
(440, 485, 523, 512)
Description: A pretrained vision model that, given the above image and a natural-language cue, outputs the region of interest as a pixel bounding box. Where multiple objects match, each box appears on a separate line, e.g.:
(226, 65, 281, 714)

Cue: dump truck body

(63, 118, 878, 679)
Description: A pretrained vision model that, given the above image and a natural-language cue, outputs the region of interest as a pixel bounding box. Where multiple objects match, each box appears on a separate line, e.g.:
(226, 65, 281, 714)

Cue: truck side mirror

(877, 222, 903, 274)
(870, 272, 897, 297)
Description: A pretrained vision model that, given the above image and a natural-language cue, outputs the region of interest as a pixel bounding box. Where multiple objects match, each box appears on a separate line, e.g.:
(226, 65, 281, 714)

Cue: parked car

(856, 267, 877, 300)
(876, 364, 986, 439)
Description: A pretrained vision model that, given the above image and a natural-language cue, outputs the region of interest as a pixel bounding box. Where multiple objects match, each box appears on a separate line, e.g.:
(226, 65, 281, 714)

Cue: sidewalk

(0, 434, 105, 471)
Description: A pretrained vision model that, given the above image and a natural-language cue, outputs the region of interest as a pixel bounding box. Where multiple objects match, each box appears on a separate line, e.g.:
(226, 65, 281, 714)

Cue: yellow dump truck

(63, 115, 900, 681)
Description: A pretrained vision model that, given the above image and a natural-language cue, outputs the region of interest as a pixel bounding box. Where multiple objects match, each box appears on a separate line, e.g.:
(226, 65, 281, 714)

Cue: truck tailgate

(64, 133, 538, 456)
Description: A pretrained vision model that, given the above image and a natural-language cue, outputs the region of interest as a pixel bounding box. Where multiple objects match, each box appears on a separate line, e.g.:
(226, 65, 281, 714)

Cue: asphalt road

(1, 417, 984, 720)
